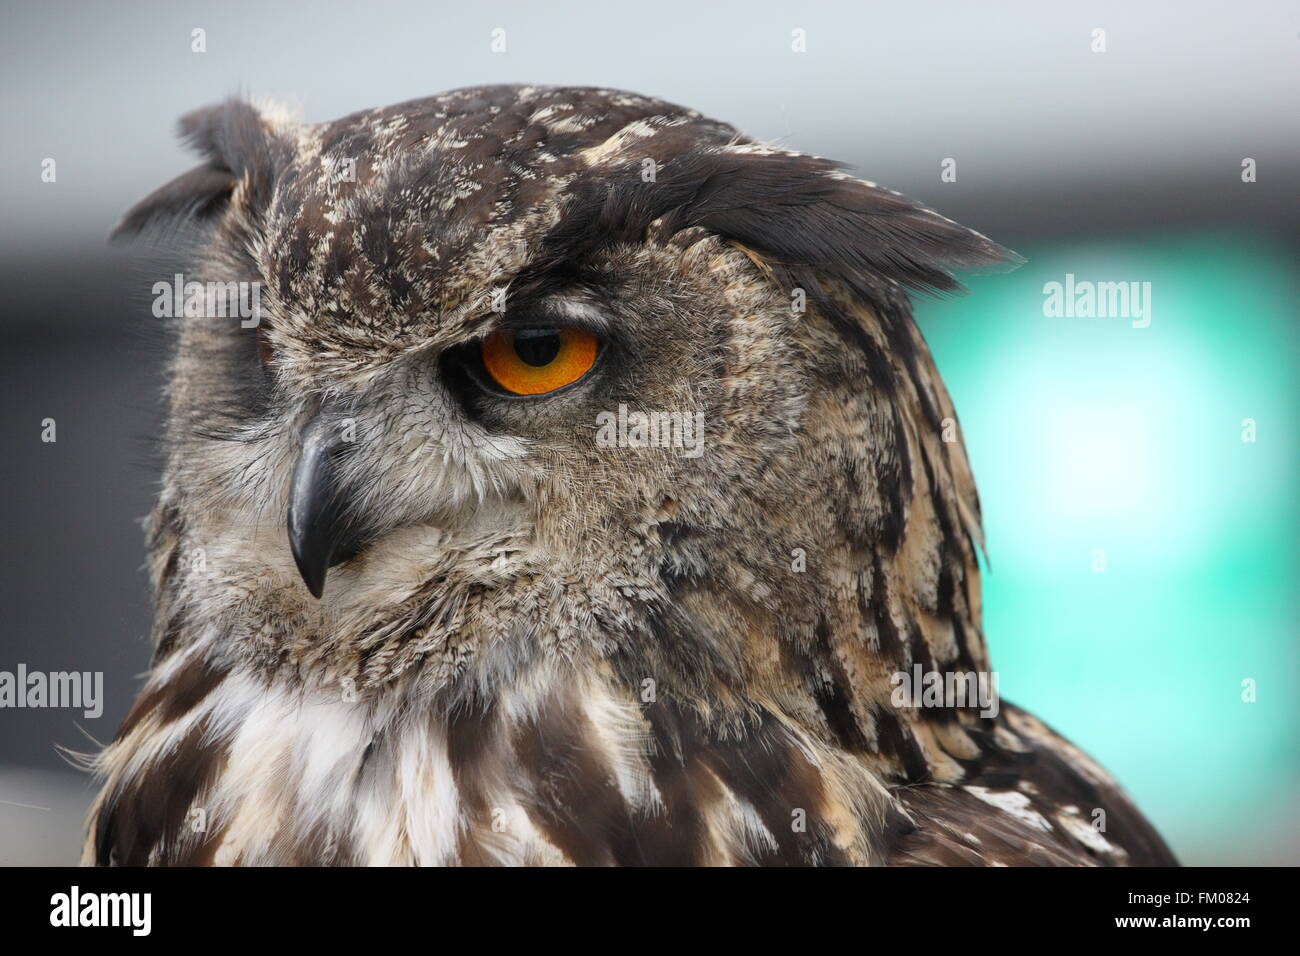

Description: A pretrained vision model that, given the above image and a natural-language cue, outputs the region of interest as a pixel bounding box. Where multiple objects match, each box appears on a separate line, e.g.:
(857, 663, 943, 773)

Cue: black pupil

(514, 328, 562, 367)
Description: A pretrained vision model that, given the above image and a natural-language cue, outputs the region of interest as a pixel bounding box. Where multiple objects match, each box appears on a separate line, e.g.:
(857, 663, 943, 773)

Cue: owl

(85, 85, 1176, 866)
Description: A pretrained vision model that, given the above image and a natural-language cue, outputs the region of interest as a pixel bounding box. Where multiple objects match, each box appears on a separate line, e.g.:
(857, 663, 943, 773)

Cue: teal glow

(915, 233, 1299, 864)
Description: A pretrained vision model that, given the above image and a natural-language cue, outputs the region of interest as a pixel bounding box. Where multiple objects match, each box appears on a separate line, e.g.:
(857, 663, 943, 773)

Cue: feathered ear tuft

(657, 147, 1023, 298)
(530, 141, 1021, 307)
(112, 99, 289, 240)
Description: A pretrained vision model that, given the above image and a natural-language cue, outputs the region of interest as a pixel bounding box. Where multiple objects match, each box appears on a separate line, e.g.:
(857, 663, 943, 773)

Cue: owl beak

(287, 410, 365, 599)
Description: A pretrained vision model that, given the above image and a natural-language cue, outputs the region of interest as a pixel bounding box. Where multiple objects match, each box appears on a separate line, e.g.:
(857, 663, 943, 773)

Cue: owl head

(118, 85, 1015, 722)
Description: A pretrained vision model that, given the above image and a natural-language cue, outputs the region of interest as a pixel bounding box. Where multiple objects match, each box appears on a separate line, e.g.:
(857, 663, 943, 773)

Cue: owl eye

(480, 326, 600, 395)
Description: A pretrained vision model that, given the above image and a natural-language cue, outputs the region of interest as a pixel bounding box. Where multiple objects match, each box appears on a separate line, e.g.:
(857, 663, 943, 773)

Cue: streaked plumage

(86, 85, 1176, 866)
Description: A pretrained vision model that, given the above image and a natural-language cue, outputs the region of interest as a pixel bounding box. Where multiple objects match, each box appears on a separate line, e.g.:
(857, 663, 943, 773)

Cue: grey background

(0, 0, 1296, 863)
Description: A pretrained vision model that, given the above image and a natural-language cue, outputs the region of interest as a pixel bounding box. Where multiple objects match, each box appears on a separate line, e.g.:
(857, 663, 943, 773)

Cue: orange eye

(480, 327, 599, 395)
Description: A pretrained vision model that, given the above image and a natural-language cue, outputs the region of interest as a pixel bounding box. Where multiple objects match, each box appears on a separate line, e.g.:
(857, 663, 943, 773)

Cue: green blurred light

(915, 232, 1300, 864)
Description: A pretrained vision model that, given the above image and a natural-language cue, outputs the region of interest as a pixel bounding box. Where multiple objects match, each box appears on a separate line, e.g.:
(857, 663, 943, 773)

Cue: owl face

(122, 85, 1012, 694)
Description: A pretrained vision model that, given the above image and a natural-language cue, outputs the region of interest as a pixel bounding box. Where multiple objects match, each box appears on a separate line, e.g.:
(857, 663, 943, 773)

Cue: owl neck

(603, 518, 992, 787)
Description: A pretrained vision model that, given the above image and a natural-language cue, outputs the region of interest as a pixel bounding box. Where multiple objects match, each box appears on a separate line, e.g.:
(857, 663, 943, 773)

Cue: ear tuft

(665, 147, 1023, 298)
(529, 140, 1021, 308)
(111, 164, 236, 240)
(112, 99, 287, 241)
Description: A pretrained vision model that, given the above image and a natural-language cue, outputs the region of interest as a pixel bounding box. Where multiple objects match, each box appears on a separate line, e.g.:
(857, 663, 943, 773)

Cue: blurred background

(1, 0, 1295, 865)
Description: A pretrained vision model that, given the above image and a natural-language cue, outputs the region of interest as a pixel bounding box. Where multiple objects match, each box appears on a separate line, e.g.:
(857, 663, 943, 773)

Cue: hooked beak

(287, 410, 366, 598)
